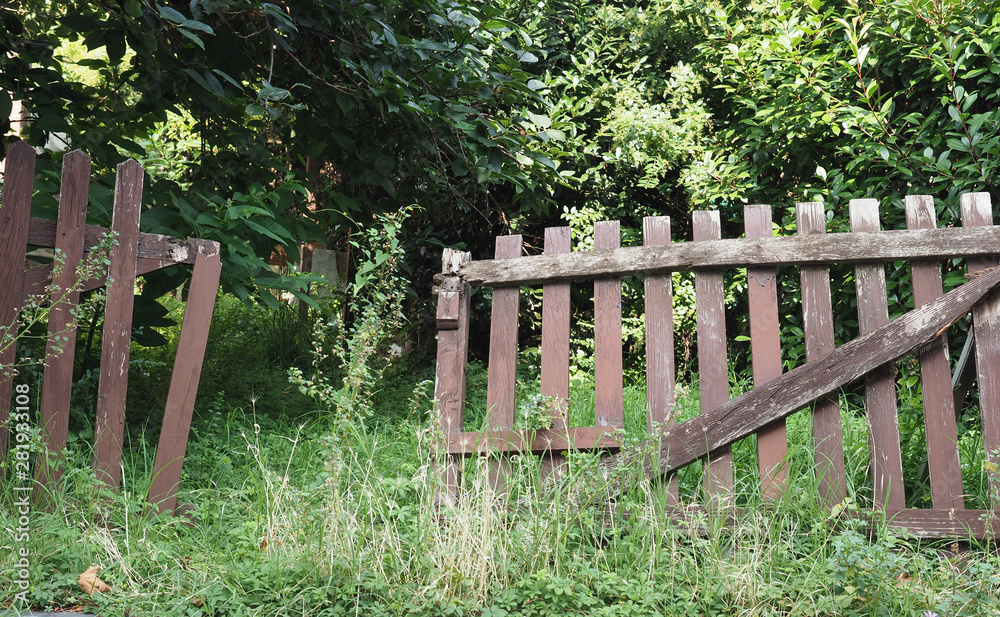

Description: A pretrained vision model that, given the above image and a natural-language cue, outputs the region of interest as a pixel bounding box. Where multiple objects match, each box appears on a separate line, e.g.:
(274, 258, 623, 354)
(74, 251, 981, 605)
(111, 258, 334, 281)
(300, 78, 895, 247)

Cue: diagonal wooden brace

(601, 265, 1000, 490)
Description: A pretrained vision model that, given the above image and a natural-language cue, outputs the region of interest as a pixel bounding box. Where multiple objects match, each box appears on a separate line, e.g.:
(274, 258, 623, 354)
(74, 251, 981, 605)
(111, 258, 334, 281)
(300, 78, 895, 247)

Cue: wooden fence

(0, 141, 221, 514)
(433, 194, 1000, 539)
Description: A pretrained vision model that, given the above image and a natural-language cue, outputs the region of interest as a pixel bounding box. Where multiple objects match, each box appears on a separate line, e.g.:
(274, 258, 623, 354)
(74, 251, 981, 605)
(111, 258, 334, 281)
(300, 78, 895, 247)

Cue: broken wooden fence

(433, 193, 1000, 539)
(0, 141, 221, 514)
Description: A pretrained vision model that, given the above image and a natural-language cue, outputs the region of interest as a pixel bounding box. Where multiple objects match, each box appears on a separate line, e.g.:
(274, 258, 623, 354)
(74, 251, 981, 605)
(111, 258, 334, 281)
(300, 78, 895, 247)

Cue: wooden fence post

(36, 150, 91, 489)
(147, 241, 222, 514)
(0, 141, 36, 457)
(849, 199, 906, 510)
(433, 248, 472, 501)
(693, 210, 733, 503)
(486, 235, 522, 492)
(643, 216, 677, 503)
(540, 227, 571, 481)
(905, 195, 964, 511)
(961, 193, 1000, 507)
(745, 204, 788, 499)
(594, 221, 624, 429)
(796, 202, 846, 507)
(93, 159, 143, 491)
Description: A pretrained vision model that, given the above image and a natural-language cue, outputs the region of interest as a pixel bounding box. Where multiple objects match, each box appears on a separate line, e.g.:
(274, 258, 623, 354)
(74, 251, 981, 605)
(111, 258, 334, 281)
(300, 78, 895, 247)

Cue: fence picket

(643, 216, 677, 503)
(93, 159, 144, 490)
(849, 199, 906, 510)
(796, 202, 847, 506)
(148, 241, 222, 513)
(36, 151, 91, 489)
(0, 141, 36, 456)
(540, 227, 571, 481)
(594, 221, 624, 428)
(486, 235, 522, 491)
(745, 205, 788, 499)
(961, 193, 1000, 506)
(693, 211, 733, 502)
(905, 195, 964, 511)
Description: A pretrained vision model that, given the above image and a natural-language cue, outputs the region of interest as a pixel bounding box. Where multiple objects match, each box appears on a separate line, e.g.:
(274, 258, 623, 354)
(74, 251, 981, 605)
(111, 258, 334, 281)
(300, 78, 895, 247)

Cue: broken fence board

(600, 265, 1000, 492)
(460, 226, 1000, 287)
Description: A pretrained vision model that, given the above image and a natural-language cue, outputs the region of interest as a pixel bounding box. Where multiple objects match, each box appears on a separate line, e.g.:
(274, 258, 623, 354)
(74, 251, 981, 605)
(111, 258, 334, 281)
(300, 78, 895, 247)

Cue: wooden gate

(0, 141, 221, 514)
(433, 194, 1000, 539)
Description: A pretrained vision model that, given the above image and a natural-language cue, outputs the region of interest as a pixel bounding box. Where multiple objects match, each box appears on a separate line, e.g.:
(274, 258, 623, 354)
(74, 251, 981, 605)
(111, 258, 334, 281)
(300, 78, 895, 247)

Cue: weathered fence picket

(433, 192, 1000, 539)
(0, 142, 221, 514)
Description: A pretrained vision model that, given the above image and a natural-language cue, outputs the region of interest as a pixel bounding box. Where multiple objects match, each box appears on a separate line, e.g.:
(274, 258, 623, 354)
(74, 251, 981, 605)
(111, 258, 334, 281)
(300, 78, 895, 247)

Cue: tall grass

(5, 368, 999, 616)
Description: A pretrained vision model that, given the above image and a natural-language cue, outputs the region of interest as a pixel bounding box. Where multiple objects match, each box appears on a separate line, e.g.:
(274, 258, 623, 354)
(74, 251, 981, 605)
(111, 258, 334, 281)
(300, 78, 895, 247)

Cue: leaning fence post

(433, 248, 472, 501)
(147, 240, 222, 514)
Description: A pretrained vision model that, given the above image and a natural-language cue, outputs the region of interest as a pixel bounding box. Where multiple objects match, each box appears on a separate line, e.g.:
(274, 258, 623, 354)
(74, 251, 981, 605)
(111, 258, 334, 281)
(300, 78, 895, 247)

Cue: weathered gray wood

(27, 219, 203, 264)
(880, 509, 1000, 540)
(850, 199, 906, 510)
(797, 202, 846, 507)
(961, 193, 1000, 506)
(486, 235, 522, 492)
(540, 227, 571, 481)
(594, 221, 624, 428)
(693, 211, 733, 502)
(905, 195, 964, 511)
(0, 141, 36, 456)
(36, 150, 91, 489)
(644, 216, 678, 503)
(460, 226, 1000, 287)
(447, 426, 619, 456)
(745, 205, 787, 499)
(600, 264, 1000, 493)
(93, 159, 143, 490)
(147, 241, 222, 513)
(432, 249, 472, 499)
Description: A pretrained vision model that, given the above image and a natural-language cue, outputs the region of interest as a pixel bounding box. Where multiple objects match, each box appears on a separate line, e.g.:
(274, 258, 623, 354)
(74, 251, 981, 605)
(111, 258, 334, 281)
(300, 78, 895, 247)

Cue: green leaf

(124, 0, 142, 18)
(176, 27, 205, 49)
(158, 5, 187, 23)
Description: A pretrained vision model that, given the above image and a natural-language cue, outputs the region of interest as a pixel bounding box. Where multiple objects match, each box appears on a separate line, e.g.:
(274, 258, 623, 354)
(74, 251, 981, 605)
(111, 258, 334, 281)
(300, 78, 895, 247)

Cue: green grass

(3, 301, 1000, 616)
